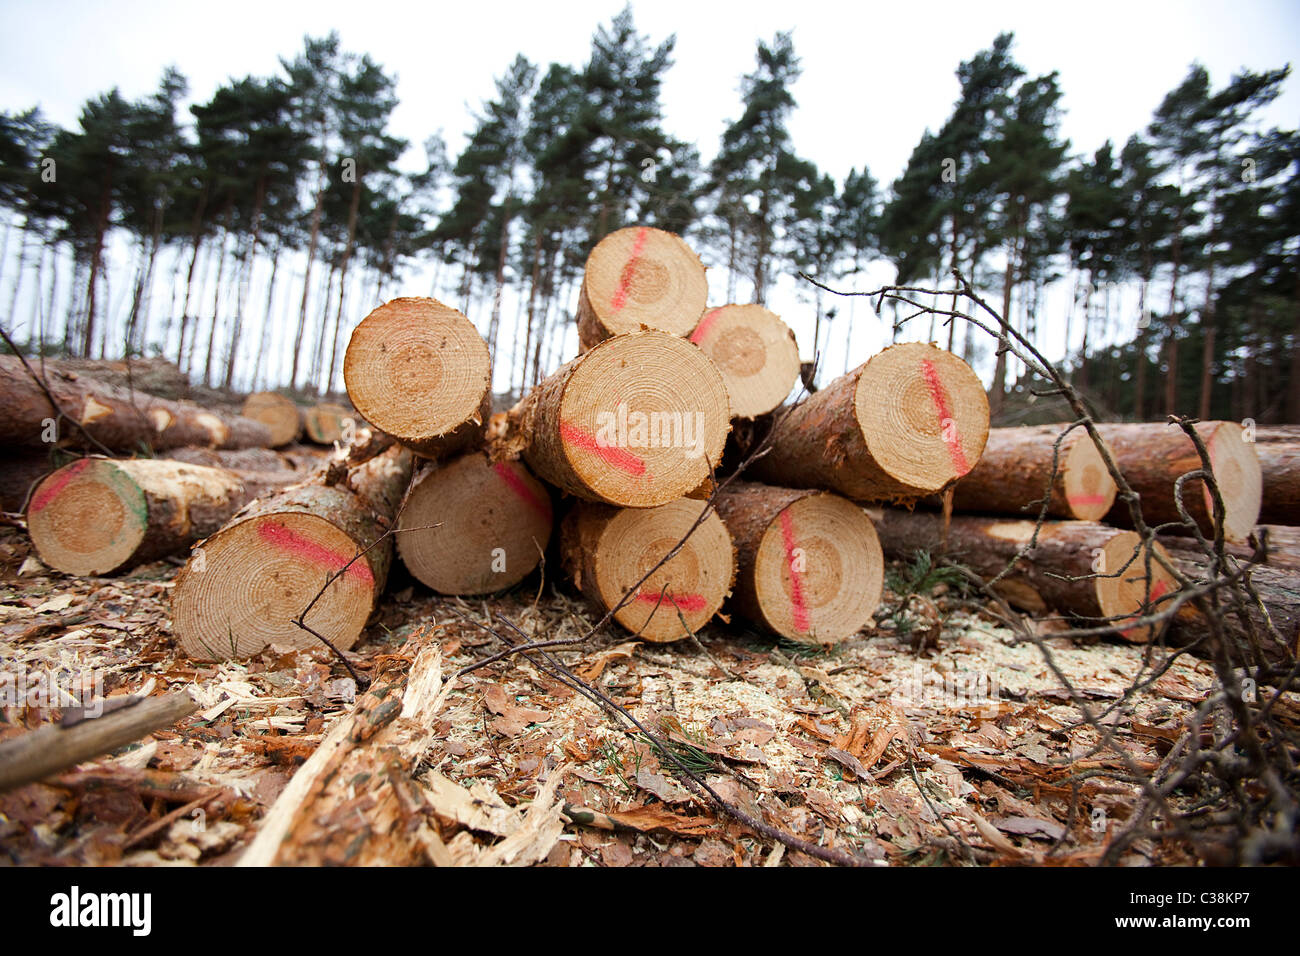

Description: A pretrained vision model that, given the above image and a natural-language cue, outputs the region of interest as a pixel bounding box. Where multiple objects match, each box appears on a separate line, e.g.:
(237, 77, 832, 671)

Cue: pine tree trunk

(291, 181, 326, 390)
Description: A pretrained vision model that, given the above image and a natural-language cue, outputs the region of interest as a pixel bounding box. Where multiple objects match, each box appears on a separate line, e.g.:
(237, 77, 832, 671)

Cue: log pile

(4, 223, 1295, 667)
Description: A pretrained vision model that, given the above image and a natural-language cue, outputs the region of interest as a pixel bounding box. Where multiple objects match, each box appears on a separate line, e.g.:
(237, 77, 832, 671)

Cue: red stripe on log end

(610, 227, 650, 313)
(257, 520, 373, 587)
(636, 589, 707, 613)
(560, 421, 648, 477)
(29, 459, 92, 514)
(780, 509, 811, 633)
(921, 358, 970, 476)
(689, 308, 724, 344)
(492, 462, 552, 520)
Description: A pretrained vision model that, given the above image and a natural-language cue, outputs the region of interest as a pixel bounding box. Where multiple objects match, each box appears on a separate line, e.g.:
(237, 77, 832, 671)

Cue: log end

(172, 511, 379, 660)
(554, 331, 731, 507)
(579, 226, 707, 344)
(579, 499, 734, 642)
(343, 297, 490, 456)
(751, 492, 884, 643)
(241, 392, 303, 447)
(1097, 531, 1179, 644)
(854, 343, 989, 496)
(26, 458, 148, 576)
(688, 304, 800, 420)
(397, 454, 553, 595)
(1061, 432, 1119, 520)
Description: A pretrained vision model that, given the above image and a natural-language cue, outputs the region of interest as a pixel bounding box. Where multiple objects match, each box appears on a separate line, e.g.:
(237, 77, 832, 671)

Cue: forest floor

(0, 522, 1257, 867)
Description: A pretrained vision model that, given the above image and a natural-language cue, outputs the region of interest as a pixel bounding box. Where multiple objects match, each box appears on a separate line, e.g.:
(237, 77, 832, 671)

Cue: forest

(0, 5, 1295, 423)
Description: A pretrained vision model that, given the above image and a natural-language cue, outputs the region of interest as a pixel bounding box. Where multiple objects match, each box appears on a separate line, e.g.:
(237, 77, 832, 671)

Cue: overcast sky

(1, 0, 1297, 388)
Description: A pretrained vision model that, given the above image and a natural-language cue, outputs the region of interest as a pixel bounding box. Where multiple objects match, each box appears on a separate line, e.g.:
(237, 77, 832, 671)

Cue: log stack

(11, 219, 1292, 666)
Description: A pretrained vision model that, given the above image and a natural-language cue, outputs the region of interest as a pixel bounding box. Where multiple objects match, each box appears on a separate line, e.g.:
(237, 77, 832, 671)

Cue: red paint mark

(780, 509, 811, 633)
(1122, 579, 1170, 638)
(492, 462, 551, 520)
(257, 521, 373, 587)
(689, 308, 724, 344)
(609, 227, 650, 313)
(1067, 494, 1109, 507)
(29, 459, 91, 514)
(560, 421, 648, 477)
(636, 590, 707, 613)
(921, 358, 970, 476)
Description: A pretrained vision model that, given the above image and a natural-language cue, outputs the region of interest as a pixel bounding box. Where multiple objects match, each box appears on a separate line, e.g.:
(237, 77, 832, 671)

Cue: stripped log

(715, 482, 883, 643)
(303, 402, 354, 445)
(26, 458, 300, 575)
(871, 509, 1179, 642)
(1096, 421, 1261, 542)
(688, 304, 800, 419)
(343, 297, 491, 459)
(396, 452, 553, 595)
(237, 626, 454, 866)
(499, 331, 730, 508)
(1154, 552, 1300, 663)
(751, 343, 989, 502)
(576, 226, 708, 351)
(935, 424, 1118, 521)
(560, 498, 734, 642)
(1255, 441, 1300, 526)
(241, 392, 302, 447)
(170, 444, 413, 660)
(0, 355, 272, 451)
(0, 692, 197, 794)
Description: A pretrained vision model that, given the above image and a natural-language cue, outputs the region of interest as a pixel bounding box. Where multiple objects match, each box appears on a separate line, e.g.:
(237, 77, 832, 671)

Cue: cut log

(688, 304, 800, 419)
(1158, 526, 1300, 573)
(1096, 421, 1262, 542)
(396, 452, 553, 595)
(751, 343, 989, 501)
(25, 457, 300, 576)
(501, 331, 730, 508)
(0, 354, 272, 452)
(560, 498, 734, 642)
(241, 392, 302, 447)
(938, 424, 1118, 521)
(871, 509, 1179, 642)
(1252, 425, 1300, 443)
(343, 297, 491, 459)
(576, 226, 708, 351)
(715, 482, 883, 644)
(1168, 558, 1299, 663)
(171, 444, 413, 660)
(1255, 441, 1300, 526)
(302, 402, 354, 445)
(161, 445, 297, 473)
